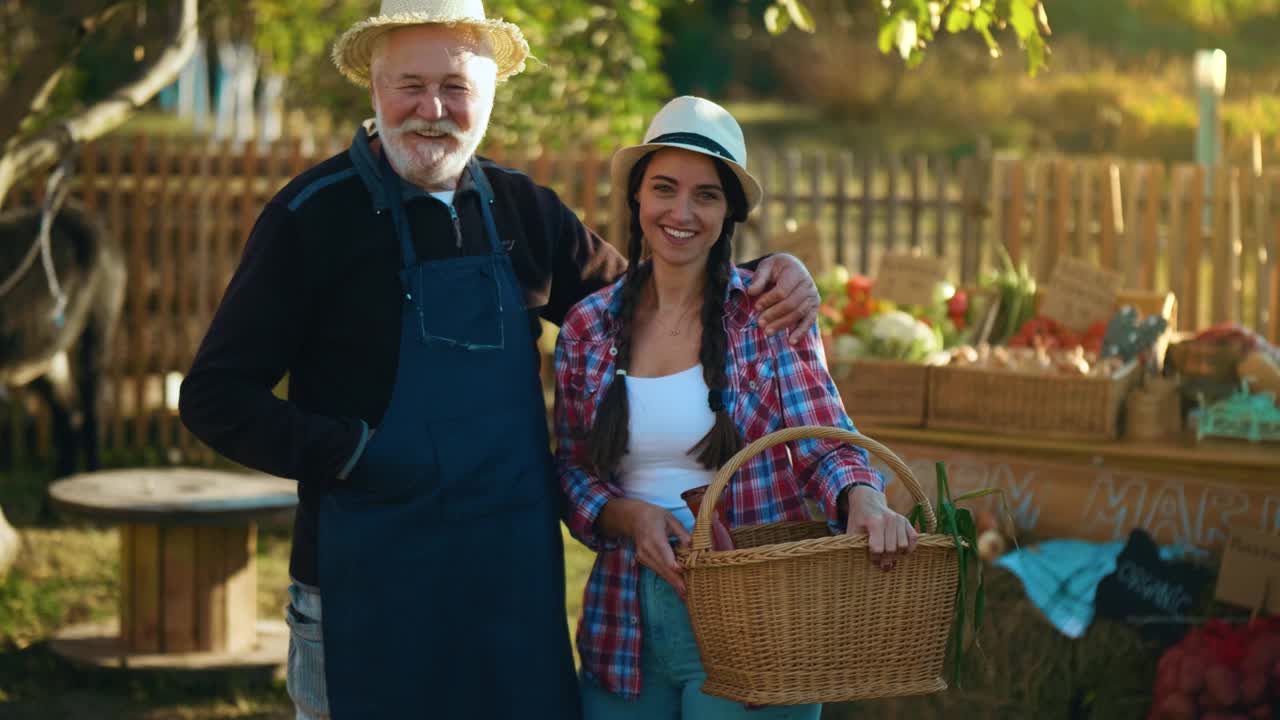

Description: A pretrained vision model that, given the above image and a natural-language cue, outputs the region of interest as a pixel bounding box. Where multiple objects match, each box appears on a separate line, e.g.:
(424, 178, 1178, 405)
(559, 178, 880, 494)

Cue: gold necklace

(652, 302, 698, 337)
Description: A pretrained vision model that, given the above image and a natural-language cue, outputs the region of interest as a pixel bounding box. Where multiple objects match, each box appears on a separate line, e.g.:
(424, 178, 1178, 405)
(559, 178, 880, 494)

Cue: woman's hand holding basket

(843, 485, 919, 571)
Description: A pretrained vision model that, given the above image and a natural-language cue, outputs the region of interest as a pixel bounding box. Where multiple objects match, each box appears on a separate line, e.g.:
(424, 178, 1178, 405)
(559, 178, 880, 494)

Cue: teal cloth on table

(994, 539, 1201, 639)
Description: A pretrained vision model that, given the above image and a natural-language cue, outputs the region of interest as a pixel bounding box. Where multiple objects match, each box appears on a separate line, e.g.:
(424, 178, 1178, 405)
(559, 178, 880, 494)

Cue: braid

(688, 156, 749, 469)
(690, 229, 744, 469)
(589, 155, 655, 475)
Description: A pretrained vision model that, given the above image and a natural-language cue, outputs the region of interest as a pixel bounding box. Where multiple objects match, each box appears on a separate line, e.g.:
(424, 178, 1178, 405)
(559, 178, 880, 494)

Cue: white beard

(376, 111, 486, 191)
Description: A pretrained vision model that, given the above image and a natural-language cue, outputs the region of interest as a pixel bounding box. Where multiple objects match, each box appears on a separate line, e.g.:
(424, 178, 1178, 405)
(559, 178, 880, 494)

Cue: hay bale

(822, 566, 1157, 719)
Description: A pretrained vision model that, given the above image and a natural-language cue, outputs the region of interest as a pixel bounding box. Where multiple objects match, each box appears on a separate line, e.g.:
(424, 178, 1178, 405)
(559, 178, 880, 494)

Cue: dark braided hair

(590, 150, 749, 474)
(588, 154, 653, 474)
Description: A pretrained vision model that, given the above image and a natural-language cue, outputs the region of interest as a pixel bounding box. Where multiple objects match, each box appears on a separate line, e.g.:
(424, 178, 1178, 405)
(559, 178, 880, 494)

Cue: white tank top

(617, 364, 716, 531)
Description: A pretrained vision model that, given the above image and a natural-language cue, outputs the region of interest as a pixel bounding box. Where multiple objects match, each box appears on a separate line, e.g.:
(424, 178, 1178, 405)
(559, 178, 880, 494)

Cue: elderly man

(179, 1, 819, 718)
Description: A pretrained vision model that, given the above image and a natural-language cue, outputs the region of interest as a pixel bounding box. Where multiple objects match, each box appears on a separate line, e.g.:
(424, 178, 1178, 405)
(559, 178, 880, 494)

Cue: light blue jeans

(581, 567, 822, 720)
(285, 581, 329, 720)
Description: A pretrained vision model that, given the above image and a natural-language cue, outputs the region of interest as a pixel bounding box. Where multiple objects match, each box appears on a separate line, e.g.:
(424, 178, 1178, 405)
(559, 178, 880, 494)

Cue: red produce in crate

(1242, 634, 1280, 673)
(946, 289, 968, 329)
(1150, 619, 1280, 719)
(1180, 654, 1207, 694)
(1241, 670, 1268, 705)
(1204, 663, 1241, 708)
(1151, 692, 1196, 719)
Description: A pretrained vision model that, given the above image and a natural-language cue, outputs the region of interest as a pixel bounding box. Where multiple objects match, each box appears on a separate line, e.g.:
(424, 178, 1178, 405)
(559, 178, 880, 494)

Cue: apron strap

(467, 159, 504, 255)
(382, 156, 506, 272)
(380, 156, 420, 271)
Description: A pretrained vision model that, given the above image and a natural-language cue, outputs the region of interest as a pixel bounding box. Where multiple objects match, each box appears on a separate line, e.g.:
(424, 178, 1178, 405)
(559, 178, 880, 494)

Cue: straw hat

(610, 96, 763, 215)
(332, 0, 529, 86)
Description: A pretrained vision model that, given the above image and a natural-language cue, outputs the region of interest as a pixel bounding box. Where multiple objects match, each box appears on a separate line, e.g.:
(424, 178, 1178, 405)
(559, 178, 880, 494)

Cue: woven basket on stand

(828, 359, 930, 427)
(679, 426, 961, 705)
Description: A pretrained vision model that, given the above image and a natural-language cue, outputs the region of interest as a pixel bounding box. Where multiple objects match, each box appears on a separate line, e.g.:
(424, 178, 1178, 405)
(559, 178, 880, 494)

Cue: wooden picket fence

(4, 134, 1278, 467)
(991, 156, 1279, 338)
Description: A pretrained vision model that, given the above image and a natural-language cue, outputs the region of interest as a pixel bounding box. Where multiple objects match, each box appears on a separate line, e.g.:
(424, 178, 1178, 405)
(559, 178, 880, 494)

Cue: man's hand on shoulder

(746, 254, 819, 344)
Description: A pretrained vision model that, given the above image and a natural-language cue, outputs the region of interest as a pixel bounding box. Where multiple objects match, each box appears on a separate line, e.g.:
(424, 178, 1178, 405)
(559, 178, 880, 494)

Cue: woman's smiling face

(635, 148, 730, 270)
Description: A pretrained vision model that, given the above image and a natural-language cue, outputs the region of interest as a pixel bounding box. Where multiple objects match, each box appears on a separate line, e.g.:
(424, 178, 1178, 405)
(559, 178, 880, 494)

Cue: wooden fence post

(1142, 164, 1163, 291)
(1003, 159, 1025, 266)
(858, 152, 874, 275)
(933, 156, 949, 263)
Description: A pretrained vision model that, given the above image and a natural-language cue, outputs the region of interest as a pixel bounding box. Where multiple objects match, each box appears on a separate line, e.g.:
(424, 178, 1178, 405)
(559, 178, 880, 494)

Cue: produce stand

(811, 252, 1280, 717)
(861, 425, 1280, 551)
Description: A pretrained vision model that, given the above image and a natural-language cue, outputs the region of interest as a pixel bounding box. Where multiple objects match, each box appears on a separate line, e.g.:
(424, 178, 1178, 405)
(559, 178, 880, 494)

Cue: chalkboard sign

(1095, 529, 1211, 644)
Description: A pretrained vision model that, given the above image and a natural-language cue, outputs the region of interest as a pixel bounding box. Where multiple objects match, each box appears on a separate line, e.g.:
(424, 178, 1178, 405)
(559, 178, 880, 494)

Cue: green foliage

(1047, 0, 1280, 69)
(1, 1, 669, 150)
(767, 0, 1051, 74)
(1127, 0, 1280, 31)
(226, 0, 370, 71)
(908, 461, 991, 688)
(234, 0, 671, 148)
(490, 1, 671, 147)
(983, 244, 1038, 345)
(759, 10, 1280, 163)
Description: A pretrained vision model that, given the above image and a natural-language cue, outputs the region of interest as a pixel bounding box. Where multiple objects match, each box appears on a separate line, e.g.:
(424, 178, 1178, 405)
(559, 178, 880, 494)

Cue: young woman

(554, 96, 918, 719)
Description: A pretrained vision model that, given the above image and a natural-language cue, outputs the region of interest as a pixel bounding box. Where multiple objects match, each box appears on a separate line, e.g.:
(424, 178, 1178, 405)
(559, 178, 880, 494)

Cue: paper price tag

(1039, 257, 1121, 332)
(1215, 527, 1280, 614)
(771, 222, 831, 277)
(871, 252, 947, 307)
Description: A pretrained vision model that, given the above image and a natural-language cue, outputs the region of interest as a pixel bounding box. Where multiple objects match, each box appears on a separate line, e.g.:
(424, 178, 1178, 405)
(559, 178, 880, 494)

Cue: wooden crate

(926, 361, 1138, 441)
(830, 359, 930, 427)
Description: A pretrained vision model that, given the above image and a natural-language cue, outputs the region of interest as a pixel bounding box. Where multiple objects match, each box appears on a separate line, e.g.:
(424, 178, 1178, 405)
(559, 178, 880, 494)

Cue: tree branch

(0, 12, 82, 148)
(0, 2, 135, 146)
(0, 0, 198, 208)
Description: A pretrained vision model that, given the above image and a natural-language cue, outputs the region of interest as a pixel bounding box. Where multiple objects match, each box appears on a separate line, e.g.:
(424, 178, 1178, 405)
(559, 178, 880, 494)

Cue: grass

(0, 464, 294, 719)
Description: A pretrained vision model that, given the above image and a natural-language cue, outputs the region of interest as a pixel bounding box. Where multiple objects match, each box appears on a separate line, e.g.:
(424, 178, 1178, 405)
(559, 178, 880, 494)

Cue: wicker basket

(927, 360, 1138, 441)
(679, 426, 960, 705)
(830, 359, 930, 427)
(1125, 376, 1183, 440)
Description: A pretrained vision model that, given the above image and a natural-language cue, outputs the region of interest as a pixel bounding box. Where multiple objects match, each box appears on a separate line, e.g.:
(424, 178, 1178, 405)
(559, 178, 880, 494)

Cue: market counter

(861, 426, 1280, 552)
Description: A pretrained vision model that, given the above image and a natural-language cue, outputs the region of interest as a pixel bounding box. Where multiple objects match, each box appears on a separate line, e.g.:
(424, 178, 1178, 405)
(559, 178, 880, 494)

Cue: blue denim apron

(316, 158, 579, 718)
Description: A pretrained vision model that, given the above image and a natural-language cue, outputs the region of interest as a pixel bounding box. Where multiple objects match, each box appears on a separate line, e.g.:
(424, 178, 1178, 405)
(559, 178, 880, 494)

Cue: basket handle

(691, 426, 937, 552)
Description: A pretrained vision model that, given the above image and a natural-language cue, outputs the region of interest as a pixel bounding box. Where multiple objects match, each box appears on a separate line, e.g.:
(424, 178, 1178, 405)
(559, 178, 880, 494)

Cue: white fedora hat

(332, 0, 529, 86)
(610, 96, 763, 215)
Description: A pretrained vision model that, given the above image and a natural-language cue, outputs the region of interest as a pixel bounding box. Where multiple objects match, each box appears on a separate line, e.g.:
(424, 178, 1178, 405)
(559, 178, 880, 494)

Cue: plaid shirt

(554, 265, 885, 700)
